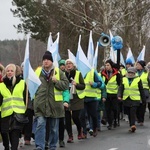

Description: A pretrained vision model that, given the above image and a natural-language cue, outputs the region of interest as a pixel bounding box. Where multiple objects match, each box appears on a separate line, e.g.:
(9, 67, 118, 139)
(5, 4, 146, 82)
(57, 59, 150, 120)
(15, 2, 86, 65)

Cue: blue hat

(126, 58, 133, 65)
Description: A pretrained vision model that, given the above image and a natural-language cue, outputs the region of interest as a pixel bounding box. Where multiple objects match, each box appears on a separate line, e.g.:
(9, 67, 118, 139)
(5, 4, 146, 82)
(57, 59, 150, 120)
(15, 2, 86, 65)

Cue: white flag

(137, 45, 145, 61)
(23, 36, 41, 100)
(76, 35, 91, 77)
(87, 31, 94, 66)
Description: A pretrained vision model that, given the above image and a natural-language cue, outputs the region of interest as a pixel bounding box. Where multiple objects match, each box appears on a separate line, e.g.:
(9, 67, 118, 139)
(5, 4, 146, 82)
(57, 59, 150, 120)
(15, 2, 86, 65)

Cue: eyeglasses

(66, 62, 73, 65)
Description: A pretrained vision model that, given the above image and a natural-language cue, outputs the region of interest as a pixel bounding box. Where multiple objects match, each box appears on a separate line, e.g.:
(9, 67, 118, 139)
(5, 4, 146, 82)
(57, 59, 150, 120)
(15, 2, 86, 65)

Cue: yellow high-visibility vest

(104, 76, 118, 94)
(84, 69, 99, 98)
(0, 80, 26, 118)
(121, 68, 127, 76)
(122, 77, 141, 101)
(74, 71, 85, 99)
(139, 72, 149, 89)
(35, 67, 63, 101)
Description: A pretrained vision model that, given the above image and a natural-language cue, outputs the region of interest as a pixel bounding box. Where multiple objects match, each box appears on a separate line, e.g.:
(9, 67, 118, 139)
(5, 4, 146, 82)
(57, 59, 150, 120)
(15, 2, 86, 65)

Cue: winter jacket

(34, 67, 69, 118)
(101, 68, 120, 99)
(118, 76, 146, 107)
(65, 69, 85, 111)
(84, 70, 105, 102)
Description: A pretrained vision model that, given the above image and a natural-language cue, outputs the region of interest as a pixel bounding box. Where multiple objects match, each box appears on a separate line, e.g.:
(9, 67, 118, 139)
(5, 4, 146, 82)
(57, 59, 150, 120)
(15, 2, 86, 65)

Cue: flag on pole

(109, 47, 117, 63)
(48, 32, 61, 67)
(68, 49, 77, 66)
(120, 52, 125, 66)
(23, 36, 41, 100)
(87, 31, 94, 66)
(109, 30, 117, 63)
(137, 45, 145, 61)
(92, 42, 98, 70)
(47, 32, 53, 51)
(126, 48, 135, 64)
(109, 30, 113, 41)
(76, 35, 91, 77)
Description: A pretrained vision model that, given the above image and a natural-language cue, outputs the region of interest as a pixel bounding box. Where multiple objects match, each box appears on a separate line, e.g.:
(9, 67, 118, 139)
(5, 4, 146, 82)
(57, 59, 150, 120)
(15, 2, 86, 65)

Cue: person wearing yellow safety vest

(145, 62, 150, 114)
(120, 58, 134, 77)
(83, 68, 105, 137)
(101, 59, 121, 130)
(118, 67, 146, 132)
(34, 51, 69, 150)
(0, 64, 6, 149)
(58, 59, 70, 148)
(136, 60, 150, 126)
(97, 71, 107, 130)
(64, 59, 85, 142)
(0, 64, 27, 150)
(16, 64, 34, 146)
(120, 59, 134, 123)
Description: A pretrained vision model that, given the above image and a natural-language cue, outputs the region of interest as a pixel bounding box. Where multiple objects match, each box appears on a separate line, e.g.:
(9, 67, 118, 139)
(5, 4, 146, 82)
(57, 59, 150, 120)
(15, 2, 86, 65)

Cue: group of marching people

(0, 50, 149, 150)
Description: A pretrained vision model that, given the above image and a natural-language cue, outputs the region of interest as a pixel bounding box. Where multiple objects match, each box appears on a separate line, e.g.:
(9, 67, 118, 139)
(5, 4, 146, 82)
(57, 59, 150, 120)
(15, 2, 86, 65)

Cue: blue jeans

(35, 116, 59, 150)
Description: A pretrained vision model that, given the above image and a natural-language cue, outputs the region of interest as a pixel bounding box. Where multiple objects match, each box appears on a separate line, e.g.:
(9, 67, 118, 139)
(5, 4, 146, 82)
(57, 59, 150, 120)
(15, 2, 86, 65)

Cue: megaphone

(98, 33, 110, 47)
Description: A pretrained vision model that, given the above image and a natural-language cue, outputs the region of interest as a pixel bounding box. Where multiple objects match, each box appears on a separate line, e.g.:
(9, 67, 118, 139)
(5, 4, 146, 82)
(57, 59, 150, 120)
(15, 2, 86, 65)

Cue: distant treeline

(0, 39, 47, 69)
(0, 38, 150, 70)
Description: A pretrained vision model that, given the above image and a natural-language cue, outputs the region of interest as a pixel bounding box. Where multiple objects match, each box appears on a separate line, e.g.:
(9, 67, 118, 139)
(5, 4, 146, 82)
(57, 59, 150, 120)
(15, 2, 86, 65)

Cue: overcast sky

(0, 0, 24, 40)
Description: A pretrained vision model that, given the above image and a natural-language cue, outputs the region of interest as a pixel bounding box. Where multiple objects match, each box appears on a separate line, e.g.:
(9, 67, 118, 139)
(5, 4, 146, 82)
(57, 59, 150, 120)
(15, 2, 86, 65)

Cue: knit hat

(125, 58, 133, 65)
(120, 64, 125, 68)
(137, 60, 146, 68)
(42, 51, 53, 62)
(65, 59, 75, 66)
(105, 59, 114, 68)
(127, 67, 137, 74)
(58, 59, 65, 67)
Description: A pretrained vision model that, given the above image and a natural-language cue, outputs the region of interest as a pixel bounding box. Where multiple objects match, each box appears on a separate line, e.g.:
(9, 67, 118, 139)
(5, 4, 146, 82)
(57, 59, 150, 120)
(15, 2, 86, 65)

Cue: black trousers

(1, 115, 22, 150)
(65, 110, 72, 137)
(126, 106, 137, 126)
(84, 101, 98, 131)
(65, 109, 82, 136)
(72, 110, 82, 135)
(1, 129, 21, 150)
(9, 129, 21, 150)
(59, 117, 65, 141)
(105, 97, 119, 126)
(136, 103, 146, 123)
(22, 109, 34, 141)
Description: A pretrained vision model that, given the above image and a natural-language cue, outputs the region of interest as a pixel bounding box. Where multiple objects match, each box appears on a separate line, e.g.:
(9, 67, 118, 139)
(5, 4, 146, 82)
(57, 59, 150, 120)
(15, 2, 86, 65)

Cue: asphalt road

(1, 112, 150, 150)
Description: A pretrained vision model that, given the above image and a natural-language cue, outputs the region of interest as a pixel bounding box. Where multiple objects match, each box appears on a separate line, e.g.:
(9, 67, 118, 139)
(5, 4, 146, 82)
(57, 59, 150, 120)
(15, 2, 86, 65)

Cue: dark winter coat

(65, 69, 85, 111)
(34, 67, 69, 118)
(118, 76, 146, 107)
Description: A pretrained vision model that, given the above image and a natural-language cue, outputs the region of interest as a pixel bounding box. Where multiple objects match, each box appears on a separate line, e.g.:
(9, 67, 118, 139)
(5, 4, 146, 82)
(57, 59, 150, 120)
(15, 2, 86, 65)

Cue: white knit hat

(65, 59, 76, 66)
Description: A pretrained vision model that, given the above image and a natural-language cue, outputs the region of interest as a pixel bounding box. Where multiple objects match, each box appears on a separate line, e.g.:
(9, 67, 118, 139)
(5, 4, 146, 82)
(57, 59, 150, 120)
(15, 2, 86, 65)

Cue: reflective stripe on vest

(139, 72, 149, 89)
(105, 76, 118, 94)
(0, 80, 26, 118)
(35, 67, 63, 101)
(74, 71, 85, 99)
(84, 69, 98, 97)
(122, 77, 141, 100)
